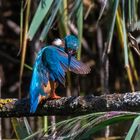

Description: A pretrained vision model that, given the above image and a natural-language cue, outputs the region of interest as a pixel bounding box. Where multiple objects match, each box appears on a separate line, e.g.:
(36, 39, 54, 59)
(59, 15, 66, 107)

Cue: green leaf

(44, 116, 48, 135)
(24, 63, 32, 71)
(106, 0, 119, 53)
(78, 113, 137, 140)
(24, 112, 139, 140)
(77, 1, 83, 60)
(11, 117, 33, 139)
(134, 125, 140, 140)
(58, 0, 69, 37)
(125, 116, 140, 140)
(128, 0, 132, 24)
(28, 0, 53, 40)
(131, 0, 137, 23)
(39, 0, 62, 41)
(23, 129, 43, 140)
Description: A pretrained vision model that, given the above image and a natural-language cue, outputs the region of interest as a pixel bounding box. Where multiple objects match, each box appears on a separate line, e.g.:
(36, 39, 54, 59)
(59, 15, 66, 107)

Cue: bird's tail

(30, 66, 41, 113)
(30, 48, 47, 113)
(30, 94, 39, 113)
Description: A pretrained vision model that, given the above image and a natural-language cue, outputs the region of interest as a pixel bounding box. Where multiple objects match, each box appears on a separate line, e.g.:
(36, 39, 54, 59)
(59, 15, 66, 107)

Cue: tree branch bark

(1, 92, 140, 117)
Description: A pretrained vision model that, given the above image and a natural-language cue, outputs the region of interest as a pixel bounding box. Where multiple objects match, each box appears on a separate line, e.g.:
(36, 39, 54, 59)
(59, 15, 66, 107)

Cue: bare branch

(0, 92, 140, 117)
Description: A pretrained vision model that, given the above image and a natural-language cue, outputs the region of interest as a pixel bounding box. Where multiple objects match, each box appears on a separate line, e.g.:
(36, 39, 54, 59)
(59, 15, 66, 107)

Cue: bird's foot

(49, 93, 61, 99)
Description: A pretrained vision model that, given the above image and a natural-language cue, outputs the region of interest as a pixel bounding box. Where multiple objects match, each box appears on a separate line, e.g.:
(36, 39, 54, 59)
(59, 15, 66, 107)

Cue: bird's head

(52, 35, 79, 68)
(64, 35, 79, 68)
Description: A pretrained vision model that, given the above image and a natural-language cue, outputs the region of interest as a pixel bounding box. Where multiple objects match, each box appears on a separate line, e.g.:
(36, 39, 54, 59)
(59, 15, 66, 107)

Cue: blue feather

(43, 46, 66, 85)
(30, 46, 66, 112)
(64, 35, 79, 50)
(30, 48, 49, 113)
(55, 47, 91, 74)
(30, 35, 91, 113)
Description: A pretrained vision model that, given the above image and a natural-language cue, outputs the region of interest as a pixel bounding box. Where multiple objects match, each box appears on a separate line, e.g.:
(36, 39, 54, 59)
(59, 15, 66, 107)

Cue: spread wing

(55, 47, 91, 74)
(43, 46, 90, 86)
(30, 45, 91, 113)
(43, 46, 66, 85)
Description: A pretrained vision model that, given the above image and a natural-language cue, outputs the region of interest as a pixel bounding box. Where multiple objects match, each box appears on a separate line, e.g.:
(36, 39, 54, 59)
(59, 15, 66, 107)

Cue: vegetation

(1, 0, 140, 139)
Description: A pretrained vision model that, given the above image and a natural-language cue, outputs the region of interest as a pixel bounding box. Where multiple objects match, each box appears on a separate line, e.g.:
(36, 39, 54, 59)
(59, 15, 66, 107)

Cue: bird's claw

(49, 93, 61, 99)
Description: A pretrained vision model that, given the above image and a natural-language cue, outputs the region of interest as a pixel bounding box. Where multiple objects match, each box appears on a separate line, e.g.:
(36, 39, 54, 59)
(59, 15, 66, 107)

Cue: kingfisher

(30, 35, 91, 113)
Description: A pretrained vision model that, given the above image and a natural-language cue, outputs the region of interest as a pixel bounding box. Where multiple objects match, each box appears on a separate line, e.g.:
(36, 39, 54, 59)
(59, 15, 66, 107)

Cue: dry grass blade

(84, 4, 94, 20)
(122, 0, 134, 92)
(19, 0, 31, 98)
(96, 0, 108, 25)
(18, 0, 24, 56)
(116, 8, 139, 85)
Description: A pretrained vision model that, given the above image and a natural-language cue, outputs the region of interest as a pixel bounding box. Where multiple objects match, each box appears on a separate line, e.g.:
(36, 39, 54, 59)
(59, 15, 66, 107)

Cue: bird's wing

(55, 47, 91, 74)
(30, 47, 49, 113)
(43, 46, 66, 85)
